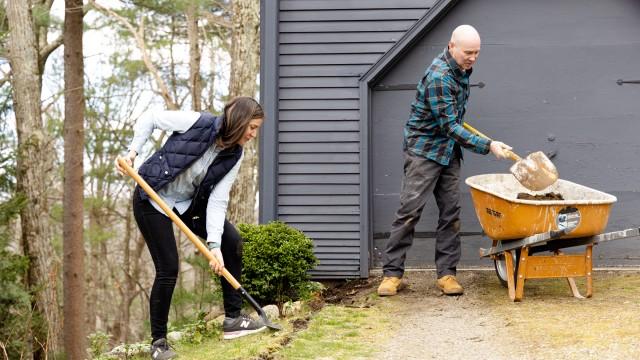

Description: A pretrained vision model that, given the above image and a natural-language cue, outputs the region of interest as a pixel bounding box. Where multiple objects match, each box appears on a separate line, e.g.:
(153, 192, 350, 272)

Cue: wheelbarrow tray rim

(465, 173, 617, 206)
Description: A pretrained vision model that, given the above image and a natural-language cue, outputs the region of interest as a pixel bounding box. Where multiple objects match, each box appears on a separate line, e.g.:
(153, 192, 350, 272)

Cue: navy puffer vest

(137, 112, 243, 237)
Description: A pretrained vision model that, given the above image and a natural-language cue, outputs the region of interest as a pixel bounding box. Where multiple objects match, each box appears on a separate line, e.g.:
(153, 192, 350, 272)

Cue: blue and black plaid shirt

(404, 48, 491, 166)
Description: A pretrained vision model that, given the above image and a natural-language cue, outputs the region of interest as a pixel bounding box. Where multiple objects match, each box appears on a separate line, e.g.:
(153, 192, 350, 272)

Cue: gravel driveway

(362, 270, 640, 360)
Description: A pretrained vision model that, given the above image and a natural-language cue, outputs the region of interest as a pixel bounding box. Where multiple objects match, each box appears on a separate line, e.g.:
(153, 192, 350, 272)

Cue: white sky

(46, 0, 231, 112)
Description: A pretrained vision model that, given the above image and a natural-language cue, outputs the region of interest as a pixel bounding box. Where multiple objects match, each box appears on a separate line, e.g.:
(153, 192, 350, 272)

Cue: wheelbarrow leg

(514, 247, 529, 302)
(552, 250, 585, 299)
(586, 245, 593, 298)
(504, 250, 516, 301)
(563, 245, 594, 299)
(566, 277, 586, 299)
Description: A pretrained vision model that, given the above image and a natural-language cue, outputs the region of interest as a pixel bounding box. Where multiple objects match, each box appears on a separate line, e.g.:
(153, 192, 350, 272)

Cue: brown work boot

(377, 276, 406, 296)
(436, 275, 464, 295)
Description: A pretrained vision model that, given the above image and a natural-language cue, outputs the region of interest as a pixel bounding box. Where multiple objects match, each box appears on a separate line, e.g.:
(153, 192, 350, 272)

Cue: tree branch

(89, 0, 177, 109)
(0, 68, 10, 88)
(202, 11, 232, 29)
(39, 34, 63, 64)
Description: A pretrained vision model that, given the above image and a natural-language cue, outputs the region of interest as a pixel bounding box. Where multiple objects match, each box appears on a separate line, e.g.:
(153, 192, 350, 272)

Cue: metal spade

(462, 122, 559, 191)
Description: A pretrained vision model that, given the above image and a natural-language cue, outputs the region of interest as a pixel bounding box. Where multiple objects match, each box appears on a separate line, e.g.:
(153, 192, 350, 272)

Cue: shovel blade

(510, 151, 559, 191)
(238, 286, 282, 331)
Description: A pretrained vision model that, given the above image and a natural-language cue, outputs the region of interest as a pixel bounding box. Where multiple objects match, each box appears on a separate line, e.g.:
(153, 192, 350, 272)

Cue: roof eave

(359, 0, 461, 86)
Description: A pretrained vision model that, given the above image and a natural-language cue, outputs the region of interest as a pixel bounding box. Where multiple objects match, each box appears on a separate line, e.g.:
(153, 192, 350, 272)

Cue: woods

(0, 0, 262, 358)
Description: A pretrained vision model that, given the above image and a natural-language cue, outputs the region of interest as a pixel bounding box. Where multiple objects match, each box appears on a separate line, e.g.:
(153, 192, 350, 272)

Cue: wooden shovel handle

(117, 158, 242, 290)
(462, 122, 521, 162)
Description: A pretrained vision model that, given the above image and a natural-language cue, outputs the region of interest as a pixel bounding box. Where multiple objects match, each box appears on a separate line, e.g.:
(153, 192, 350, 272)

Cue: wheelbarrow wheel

(494, 249, 521, 288)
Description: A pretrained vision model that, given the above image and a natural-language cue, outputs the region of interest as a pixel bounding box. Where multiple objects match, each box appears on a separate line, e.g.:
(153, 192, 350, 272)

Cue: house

(259, 0, 640, 278)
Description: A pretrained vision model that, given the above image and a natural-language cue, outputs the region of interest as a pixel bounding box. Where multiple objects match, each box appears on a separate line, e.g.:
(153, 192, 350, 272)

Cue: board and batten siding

(273, 0, 434, 278)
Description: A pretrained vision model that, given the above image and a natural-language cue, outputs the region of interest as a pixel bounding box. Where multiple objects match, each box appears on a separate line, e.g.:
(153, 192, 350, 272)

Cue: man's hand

(489, 141, 513, 160)
(115, 150, 137, 176)
(209, 248, 225, 275)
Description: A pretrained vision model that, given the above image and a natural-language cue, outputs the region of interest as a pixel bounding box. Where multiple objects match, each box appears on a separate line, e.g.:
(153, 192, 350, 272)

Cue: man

(377, 25, 512, 296)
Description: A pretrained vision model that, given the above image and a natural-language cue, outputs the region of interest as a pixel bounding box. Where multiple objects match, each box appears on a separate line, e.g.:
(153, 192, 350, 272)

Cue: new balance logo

(240, 320, 251, 328)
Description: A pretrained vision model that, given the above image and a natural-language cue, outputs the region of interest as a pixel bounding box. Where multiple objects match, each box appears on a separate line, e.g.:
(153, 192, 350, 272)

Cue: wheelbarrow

(465, 174, 639, 301)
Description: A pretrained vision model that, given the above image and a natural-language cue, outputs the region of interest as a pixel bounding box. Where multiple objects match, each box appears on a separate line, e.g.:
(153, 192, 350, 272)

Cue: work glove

(489, 141, 512, 160)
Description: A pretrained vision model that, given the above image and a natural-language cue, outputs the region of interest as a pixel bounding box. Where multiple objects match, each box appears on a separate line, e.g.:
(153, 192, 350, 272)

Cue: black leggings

(132, 189, 243, 342)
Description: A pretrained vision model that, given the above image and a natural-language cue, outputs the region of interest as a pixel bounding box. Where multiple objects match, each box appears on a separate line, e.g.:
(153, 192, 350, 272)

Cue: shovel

(117, 158, 282, 331)
(462, 122, 559, 191)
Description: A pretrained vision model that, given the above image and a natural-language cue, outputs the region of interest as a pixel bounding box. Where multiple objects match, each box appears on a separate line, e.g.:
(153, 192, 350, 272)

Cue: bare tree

(6, 0, 60, 356)
(227, 0, 260, 224)
(186, 1, 203, 111)
(63, 0, 86, 357)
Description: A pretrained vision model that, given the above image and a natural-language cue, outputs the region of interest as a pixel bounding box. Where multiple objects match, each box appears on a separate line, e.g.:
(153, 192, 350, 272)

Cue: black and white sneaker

(150, 338, 176, 359)
(222, 314, 267, 340)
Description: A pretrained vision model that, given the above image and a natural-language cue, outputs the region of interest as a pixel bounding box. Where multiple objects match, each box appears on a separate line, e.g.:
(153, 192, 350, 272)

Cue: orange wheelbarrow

(465, 174, 638, 301)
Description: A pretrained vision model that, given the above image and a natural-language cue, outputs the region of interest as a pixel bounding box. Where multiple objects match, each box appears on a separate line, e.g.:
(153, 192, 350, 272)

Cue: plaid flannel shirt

(404, 48, 491, 166)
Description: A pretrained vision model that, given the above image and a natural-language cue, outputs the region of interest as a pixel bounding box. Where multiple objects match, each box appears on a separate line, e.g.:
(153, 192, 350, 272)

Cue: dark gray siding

(367, 0, 640, 268)
(276, 0, 434, 278)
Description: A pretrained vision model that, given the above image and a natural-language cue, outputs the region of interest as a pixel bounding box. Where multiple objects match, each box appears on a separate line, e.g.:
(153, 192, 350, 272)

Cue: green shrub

(87, 331, 111, 358)
(0, 195, 30, 358)
(238, 221, 318, 312)
(0, 249, 30, 358)
(176, 311, 220, 344)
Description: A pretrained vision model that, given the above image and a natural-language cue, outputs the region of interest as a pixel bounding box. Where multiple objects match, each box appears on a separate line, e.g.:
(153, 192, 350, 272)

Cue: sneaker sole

(223, 325, 267, 340)
(151, 349, 177, 360)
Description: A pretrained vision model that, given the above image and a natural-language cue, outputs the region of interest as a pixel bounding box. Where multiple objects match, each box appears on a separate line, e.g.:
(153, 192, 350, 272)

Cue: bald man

(378, 25, 512, 296)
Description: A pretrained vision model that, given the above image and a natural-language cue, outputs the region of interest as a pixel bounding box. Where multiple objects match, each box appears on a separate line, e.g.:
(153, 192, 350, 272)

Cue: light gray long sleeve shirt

(129, 110, 243, 249)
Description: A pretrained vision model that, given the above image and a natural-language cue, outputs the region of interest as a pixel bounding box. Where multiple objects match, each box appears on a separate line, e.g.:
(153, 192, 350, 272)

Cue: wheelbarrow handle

(117, 158, 241, 289)
(462, 122, 521, 162)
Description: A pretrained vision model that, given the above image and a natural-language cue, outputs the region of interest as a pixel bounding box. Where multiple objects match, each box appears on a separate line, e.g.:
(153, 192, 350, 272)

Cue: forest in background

(0, 0, 260, 358)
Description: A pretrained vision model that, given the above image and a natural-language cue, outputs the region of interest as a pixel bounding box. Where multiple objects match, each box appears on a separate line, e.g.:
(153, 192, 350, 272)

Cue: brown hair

(216, 96, 264, 148)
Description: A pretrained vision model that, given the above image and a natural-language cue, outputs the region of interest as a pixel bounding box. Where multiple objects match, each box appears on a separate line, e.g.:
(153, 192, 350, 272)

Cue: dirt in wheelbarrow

(517, 191, 564, 200)
(331, 270, 640, 359)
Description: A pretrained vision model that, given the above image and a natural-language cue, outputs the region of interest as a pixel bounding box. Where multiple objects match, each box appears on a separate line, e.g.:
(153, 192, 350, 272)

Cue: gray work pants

(382, 150, 462, 278)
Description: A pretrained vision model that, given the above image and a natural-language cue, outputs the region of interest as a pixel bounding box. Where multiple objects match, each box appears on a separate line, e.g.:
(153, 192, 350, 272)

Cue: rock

(282, 301, 303, 317)
(205, 305, 225, 320)
(167, 331, 183, 342)
(262, 304, 280, 320)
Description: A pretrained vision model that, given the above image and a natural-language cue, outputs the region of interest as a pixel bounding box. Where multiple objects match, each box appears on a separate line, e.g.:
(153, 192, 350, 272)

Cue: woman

(115, 97, 265, 359)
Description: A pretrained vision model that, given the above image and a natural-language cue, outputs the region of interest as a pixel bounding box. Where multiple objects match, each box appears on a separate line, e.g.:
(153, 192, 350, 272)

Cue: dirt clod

(291, 317, 309, 331)
(307, 295, 325, 312)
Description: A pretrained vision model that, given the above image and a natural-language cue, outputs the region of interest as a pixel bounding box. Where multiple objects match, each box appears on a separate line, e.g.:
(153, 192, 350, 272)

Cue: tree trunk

(6, 0, 61, 356)
(86, 210, 98, 334)
(186, 1, 203, 112)
(63, 0, 86, 357)
(227, 0, 260, 225)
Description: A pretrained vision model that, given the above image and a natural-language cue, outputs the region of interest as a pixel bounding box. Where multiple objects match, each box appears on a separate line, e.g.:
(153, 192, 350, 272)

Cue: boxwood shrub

(238, 221, 317, 311)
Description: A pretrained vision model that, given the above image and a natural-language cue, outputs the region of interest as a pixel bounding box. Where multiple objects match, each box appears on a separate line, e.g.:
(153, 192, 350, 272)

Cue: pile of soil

(321, 278, 376, 305)
(517, 192, 564, 200)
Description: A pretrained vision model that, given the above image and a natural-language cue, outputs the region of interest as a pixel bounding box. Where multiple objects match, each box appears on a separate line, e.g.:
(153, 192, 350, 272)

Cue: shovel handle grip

(462, 122, 521, 162)
(462, 122, 490, 140)
(117, 157, 242, 290)
(503, 150, 521, 162)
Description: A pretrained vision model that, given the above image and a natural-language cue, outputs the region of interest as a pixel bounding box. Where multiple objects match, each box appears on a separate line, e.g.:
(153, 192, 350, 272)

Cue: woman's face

(237, 118, 263, 146)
